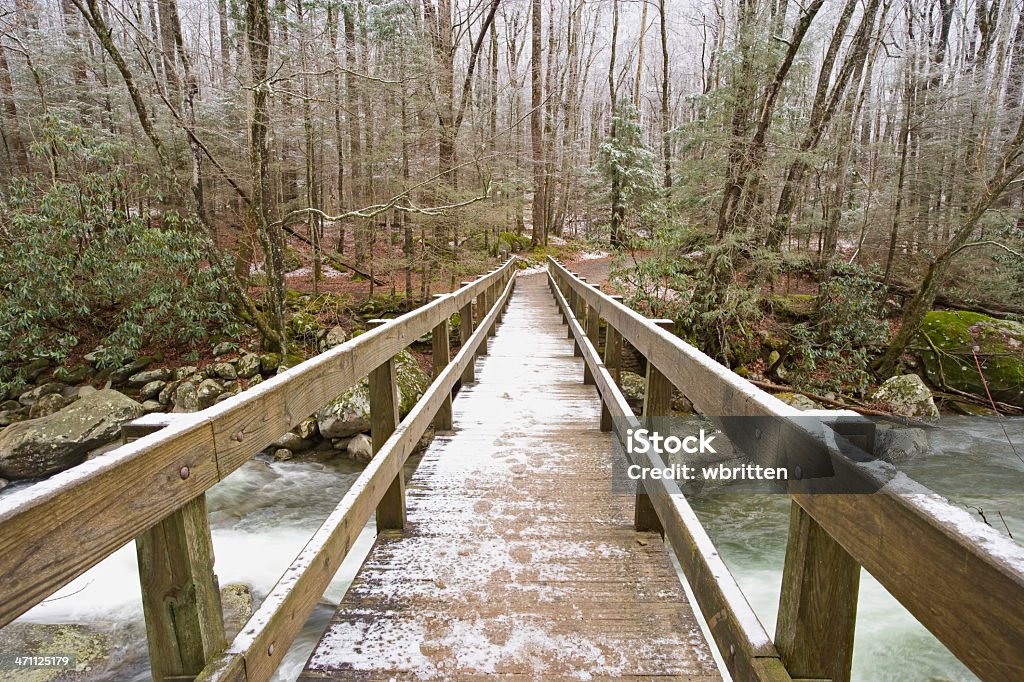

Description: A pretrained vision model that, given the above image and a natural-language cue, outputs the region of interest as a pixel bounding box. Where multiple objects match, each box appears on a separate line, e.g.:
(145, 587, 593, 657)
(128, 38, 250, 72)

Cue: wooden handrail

(548, 256, 1024, 682)
(0, 259, 516, 633)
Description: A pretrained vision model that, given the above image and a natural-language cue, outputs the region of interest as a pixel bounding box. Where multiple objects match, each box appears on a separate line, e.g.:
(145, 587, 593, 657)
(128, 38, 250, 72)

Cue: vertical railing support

(635, 319, 673, 534)
(458, 285, 475, 384)
(125, 416, 226, 682)
(431, 295, 453, 430)
(775, 501, 860, 682)
(600, 296, 624, 433)
(583, 285, 601, 386)
(775, 413, 868, 682)
(367, 318, 404, 531)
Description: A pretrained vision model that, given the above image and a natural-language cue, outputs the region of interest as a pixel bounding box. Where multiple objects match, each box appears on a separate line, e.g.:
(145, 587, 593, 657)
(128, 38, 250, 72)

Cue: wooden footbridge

(1, 257, 1024, 682)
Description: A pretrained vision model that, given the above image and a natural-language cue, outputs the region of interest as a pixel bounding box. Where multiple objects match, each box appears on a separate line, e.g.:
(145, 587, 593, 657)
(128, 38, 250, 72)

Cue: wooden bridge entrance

(300, 272, 719, 680)
(2, 257, 1024, 682)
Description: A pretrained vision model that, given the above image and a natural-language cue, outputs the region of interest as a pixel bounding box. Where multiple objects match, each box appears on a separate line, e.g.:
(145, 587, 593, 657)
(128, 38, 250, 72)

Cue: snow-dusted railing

(548, 256, 1024, 682)
(0, 258, 517, 682)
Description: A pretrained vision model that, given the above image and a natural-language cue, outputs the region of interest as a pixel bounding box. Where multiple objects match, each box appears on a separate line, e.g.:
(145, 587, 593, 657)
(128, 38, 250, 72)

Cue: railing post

(488, 278, 499, 336)
(775, 501, 860, 682)
(635, 319, 674, 534)
(459, 283, 476, 384)
(600, 295, 624, 433)
(775, 413, 866, 682)
(125, 416, 226, 682)
(479, 285, 490, 355)
(583, 285, 601, 385)
(431, 295, 453, 430)
(642, 319, 674, 426)
(367, 319, 404, 531)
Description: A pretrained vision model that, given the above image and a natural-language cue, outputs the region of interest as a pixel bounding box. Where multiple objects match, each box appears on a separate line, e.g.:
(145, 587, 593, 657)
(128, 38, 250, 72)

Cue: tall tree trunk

(608, 0, 623, 246)
(0, 46, 28, 173)
(659, 0, 671, 190)
(217, 0, 230, 83)
(246, 0, 287, 353)
(530, 0, 545, 246)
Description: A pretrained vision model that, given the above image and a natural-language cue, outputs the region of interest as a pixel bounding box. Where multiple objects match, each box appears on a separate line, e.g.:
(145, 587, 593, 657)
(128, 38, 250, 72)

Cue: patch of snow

(578, 250, 609, 261)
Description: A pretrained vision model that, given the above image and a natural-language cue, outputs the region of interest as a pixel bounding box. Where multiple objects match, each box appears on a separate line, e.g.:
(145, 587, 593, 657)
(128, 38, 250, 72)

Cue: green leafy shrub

(498, 231, 532, 252)
(788, 263, 889, 394)
(0, 121, 239, 392)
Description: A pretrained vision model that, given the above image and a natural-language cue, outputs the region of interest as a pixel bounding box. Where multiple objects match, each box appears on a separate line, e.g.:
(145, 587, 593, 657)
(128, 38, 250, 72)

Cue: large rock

(619, 371, 646, 410)
(139, 379, 166, 401)
(776, 392, 821, 411)
(18, 382, 65, 406)
(172, 382, 199, 413)
(127, 367, 172, 387)
(29, 393, 73, 418)
(324, 326, 348, 349)
(237, 354, 261, 379)
(916, 310, 1024, 408)
(221, 583, 254, 639)
(872, 374, 939, 418)
(0, 623, 110, 680)
(0, 389, 144, 479)
(875, 424, 932, 463)
(346, 433, 373, 463)
(213, 362, 238, 381)
(316, 351, 429, 438)
(197, 379, 224, 409)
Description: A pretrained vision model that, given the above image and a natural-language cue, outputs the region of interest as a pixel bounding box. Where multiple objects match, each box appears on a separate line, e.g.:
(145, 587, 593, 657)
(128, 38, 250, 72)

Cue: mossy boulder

(916, 311, 1024, 408)
(288, 312, 321, 341)
(619, 371, 646, 411)
(315, 350, 428, 438)
(769, 294, 816, 321)
(284, 246, 303, 272)
(0, 389, 143, 479)
(871, 374, 939, 418)
(0, 623, 110, 680)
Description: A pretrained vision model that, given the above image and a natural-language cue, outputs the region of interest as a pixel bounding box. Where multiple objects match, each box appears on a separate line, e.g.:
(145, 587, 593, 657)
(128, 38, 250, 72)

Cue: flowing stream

(5, 454, 377, 681)
(2, 418, 1021, 681)
(689, 417, 1024, 682)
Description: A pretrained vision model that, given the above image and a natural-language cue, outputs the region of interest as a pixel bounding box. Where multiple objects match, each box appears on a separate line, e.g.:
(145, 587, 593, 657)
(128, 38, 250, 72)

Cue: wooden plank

(775, 501, 859, 682)
(301, 273, 720, 681)
(197, 273, 520, 682)
(0, 260, 514, 631)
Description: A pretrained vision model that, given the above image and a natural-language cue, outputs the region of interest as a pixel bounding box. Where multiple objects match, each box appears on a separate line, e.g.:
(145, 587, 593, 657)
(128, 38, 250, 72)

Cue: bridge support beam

(775, 500, 860, 682)
(124, 417, 226, 682)
(431, 295, 453, 430)
(635, 319, 674, 534)
(368, 319, 404, 531)
(583, 287, 601, 385)
(600, 299, 623, 432)
(458, 292, 475, 384)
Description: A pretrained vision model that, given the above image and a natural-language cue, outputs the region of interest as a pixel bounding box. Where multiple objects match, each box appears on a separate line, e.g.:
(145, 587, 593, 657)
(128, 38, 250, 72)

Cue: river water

(3, 418, 1021, 681)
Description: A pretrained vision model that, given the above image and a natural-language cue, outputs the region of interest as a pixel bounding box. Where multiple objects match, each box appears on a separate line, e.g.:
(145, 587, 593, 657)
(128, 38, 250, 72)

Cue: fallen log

(746, 378, 940, 428)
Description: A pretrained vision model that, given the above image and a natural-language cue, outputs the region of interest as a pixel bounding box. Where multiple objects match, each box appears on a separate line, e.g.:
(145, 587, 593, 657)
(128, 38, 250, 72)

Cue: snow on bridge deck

(300, 273, 722, 680)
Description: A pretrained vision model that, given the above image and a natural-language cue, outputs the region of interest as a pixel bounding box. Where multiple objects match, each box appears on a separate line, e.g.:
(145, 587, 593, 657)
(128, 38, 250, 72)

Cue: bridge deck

(301, 274, 721, 680)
